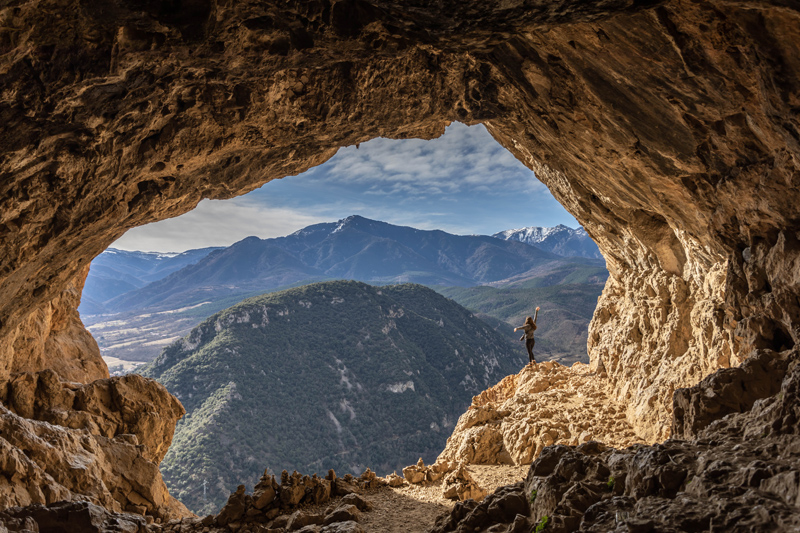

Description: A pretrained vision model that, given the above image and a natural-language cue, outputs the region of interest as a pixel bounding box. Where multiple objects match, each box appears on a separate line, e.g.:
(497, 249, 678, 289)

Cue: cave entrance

(78, 122, 607, 513)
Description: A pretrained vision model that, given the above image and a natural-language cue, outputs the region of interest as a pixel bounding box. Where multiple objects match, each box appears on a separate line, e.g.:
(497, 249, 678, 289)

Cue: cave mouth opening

(2, 0, 799, 526)
(78, 122, 609, 513)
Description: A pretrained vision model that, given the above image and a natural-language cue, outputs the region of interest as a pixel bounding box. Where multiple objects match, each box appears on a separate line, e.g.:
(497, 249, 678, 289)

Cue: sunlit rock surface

(0, 371, 188, 520)
(431, 349, 800, 532)
(435, 362, 642, 466)
(0, 266, 106, 384)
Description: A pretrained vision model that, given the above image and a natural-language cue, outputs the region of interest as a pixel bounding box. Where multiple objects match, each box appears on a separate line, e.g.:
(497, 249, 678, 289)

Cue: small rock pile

(441, 465, 486, 502)
(156, 469, 383, 533)
(402, 459, 451, 485)
(401, 459, 486, 502)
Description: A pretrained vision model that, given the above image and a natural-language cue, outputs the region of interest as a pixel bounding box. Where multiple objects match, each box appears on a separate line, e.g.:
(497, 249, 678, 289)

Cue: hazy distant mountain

(80, 247, 221, 314)
(141, 281, 524, 514)
(493, 225, 602, 259)
(103, 216, 600, 314)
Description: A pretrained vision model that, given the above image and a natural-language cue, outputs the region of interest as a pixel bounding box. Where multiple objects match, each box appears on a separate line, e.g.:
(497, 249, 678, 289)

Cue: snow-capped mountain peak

(492, 225, 602, 259)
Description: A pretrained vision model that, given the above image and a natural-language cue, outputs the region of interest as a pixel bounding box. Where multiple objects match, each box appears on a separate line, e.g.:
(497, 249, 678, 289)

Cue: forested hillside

(141, 281, 524, 514)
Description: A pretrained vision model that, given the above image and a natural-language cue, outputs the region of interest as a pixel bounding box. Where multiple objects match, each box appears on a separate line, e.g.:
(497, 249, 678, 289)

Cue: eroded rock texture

(2, 0, 799, 444)
(0, 266, 106, 384)
(0, 371, 188, 521)
(2, 0, 800, 526)
(434, 362, 642, 466)
(431, 351, 800, 532)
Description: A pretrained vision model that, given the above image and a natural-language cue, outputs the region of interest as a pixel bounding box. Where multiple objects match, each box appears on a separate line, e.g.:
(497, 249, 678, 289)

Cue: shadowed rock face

(0, 0, 799, 485)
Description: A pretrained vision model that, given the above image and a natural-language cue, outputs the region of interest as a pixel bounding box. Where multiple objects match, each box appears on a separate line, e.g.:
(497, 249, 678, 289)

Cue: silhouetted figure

(514, 307, 540, 365)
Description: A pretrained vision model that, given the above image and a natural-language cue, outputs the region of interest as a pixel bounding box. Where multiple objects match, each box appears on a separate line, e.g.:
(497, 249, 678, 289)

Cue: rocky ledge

(436, 362, 643, 466)
(431, 349, 800, 532)
(399, 361, 643, 503)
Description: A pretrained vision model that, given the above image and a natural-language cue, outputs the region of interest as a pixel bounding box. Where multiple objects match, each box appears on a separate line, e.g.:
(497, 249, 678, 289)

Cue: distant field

(102, 355, 145, 375)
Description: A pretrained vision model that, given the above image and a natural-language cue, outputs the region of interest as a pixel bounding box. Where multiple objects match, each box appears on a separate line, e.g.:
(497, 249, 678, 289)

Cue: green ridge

(141, 280, 524, 514)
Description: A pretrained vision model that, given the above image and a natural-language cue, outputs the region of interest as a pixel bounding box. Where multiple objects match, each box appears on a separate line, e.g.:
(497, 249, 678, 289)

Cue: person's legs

(526, 338, 536, 364)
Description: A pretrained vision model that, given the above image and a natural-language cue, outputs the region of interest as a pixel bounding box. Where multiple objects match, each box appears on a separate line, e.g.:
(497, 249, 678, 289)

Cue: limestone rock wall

(0, 371, 188, 521)
(434, 362, 642, 467)
(482, 0, 800, 440)
(0, 266, 107, 383)
(432, 349, 800, 532)
(0, 0, 799, 475)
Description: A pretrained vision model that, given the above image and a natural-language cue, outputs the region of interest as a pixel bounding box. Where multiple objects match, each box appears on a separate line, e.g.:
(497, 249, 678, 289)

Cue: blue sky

(113, 123, 578, 252)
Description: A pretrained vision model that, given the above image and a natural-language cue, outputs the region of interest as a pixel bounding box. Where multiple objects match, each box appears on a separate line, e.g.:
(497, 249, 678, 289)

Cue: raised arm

(532, 306, 540, 324)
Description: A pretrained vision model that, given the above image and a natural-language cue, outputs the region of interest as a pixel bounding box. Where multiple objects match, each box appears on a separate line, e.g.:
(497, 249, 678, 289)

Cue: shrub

(533, 515, 549, 532)
(529, 489, 537, 503)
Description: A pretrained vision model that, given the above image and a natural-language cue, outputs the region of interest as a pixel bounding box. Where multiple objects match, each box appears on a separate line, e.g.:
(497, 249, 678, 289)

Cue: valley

(76, 218, 609, 517)
(140, 280, 527, 514)
(81, 217, 606, 368)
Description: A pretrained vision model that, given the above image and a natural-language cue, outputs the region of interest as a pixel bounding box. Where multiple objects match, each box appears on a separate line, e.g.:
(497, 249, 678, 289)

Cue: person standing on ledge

(514, 306, 540, 366)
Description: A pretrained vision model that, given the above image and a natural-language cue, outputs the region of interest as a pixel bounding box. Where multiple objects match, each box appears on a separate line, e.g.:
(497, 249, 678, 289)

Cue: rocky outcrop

(0, 267, 107, 384)
(431, 349, 800, 532)
(0, 371, 188, 521)
(0, 501, 149, 533)
(672, 348, 792, 440)
(435, 362, 643, 466)
(0, 370, 184, 464)
(430, 482, 530, 533)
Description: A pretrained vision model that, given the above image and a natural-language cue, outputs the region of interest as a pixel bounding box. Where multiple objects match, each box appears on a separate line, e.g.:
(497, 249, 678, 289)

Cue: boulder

(332, 479, 358, 498)
(402, 459, 427, 484)
(338, 494, 373, 512)
(286, 510, 324, 531)
(324, 504, 360, 525)
(0, 500, 147, 533)
(320, 521, 365, 533)
(442, 464, 486, 502)
(384, 473, 405, 487)
(217, 485, 249, 526)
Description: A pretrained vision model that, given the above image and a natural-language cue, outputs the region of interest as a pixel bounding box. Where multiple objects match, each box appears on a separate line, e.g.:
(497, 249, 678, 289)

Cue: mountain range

(90, 216, 602, 316)
(80, 247, 222, 315)
(141, 280, 525, 514)
(492, 224, 602, 259)
(81, 217, 606, 363)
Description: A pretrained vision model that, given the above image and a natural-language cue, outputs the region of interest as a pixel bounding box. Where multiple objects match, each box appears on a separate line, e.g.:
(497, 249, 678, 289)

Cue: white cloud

(109, 123, 568, 253)
(318, 123, 545, 196)
(111, 199, 329, 252)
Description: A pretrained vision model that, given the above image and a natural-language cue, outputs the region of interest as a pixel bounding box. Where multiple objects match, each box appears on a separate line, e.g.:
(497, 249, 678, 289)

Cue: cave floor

(357, 465, 528, 532)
